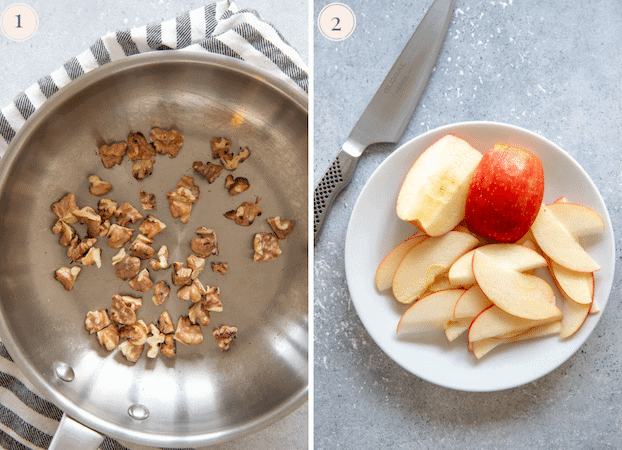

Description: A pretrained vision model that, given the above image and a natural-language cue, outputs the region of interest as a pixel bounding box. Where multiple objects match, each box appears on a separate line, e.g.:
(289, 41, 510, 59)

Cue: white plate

(345, 121, 615, 392)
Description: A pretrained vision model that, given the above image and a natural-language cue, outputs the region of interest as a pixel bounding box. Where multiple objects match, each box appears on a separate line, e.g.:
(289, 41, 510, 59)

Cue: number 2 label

(318, 3, 356, 41)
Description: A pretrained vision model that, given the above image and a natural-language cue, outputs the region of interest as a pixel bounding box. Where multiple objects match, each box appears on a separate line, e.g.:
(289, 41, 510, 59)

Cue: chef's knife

(313, 0, 455, 240)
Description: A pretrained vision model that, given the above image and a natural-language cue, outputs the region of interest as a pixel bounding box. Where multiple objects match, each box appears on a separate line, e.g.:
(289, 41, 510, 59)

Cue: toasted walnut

(146, 324, 166, 358)
(99, 141, 127, 168)
(129, 268, 154, 292)
(139, 190, 155, 210)
(97, 198, 118, 221)
(51, 193, 78, 223)
(211, 262, 228, 275)
(190, 227, 218, 257)
(119, 319, 149, 345)
(110, 294, 137, 325)
(127, 132, 155, 161)
(253, 232, 281, 262)
(188, 301, 211, 327)
(106, 224, 135, 248)
(186, 254, 206, 280)
(149, 245, 170, 271)
(139, 215, 167, 239)
(193, 161, 224, 183)
(120, 295, 142, 311)
(73, 206, 102, 238)
(224, 199, 262, 226)
(88, 175, 112, 196)
(268, 216, 294, 239)
(166, 175, 200, 223)
(115, 203, 143, 227)
(132, 157, 155, 180)
(112, 248, 141, 280)
(174, 316, 203, 346)
(152, 281, 170, 306)
(161, 334, 176, 358)
(177, 279, 206, 303)
(119, 341, 144, 363)
(224, 175, 250, 195)
(202, 286, 223, 312)
(52, 220, 76, 247)
(99, 218, 111, 237)
(67, 236, 97, 262)
(221, 147, 250, 170)
(85, 310, 110, 334)
(81, 247, 102, 268)
(210, 137, 231, 158)
(97, 324, 119, 351)
(213, 325, 237, 351)
(129, 234, 155, 260)
(157, 311, 175, 334)
(150, 128, 184, 157)
(171, 262, 193, 287)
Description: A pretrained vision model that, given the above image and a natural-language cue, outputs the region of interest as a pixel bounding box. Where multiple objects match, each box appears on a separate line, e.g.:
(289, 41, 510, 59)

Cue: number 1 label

(1, 4, 38, 41)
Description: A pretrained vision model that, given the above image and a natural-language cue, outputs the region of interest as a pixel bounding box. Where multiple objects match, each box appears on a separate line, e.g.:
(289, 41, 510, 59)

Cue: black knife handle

(313, 150, 359, 241)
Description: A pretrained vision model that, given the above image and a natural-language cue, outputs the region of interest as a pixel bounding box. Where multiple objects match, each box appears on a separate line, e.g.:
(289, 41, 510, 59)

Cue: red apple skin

(464, 143, 544, 243)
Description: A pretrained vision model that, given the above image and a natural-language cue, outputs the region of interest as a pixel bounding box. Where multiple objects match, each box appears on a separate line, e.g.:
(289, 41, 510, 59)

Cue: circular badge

(318, 3, 356, 41)
(1, 4, 38, 42)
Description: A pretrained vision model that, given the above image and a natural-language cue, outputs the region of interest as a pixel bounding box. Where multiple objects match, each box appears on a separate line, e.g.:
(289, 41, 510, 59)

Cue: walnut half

(224, 199, 262, 226)
(85, 310, 110, 334)
(55, 266, 81, 290)
(190, 227, 218, 257)
(166, 175, 200, 223)
(213, 325, 237, 351)
(224, 175, 250, 195)
(193, 161, 223, 183)
(88, 175, 112, 196)
(268, 216, 294, 239)
(174, 316, 203, 345)
(253, 232, 281, 262)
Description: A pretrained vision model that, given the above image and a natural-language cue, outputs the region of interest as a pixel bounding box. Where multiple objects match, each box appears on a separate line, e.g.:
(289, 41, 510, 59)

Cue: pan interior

(0, 53, 307, 445)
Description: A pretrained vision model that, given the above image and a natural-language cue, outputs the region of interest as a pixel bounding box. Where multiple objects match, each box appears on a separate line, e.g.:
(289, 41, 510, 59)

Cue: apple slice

(444, 318, 471, 342)
(448, 243, 546, 287)
(397, 289, 465, 334)
(548, 259, 594, 305)
(530, 203, 601, 272)
(468, 305, 561, 343)
(472, 321, 562, 359)
(396, 134, 483, 236)
(558, 295, 591, 339)
(453, 285, 492, 319)
(392, 231, 479, 304)
(546, 202, 605, 238)
(472, 250, 561, 320)
(375, 233, 427, 291)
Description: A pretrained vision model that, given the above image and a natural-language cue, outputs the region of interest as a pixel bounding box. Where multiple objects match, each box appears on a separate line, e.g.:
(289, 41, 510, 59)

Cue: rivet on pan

(54, 363, 75, 382)
(128, 404, 149, 421)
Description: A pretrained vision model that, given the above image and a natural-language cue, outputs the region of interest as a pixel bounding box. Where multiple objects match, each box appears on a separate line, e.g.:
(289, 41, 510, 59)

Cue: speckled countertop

(314, 1, 622, 449)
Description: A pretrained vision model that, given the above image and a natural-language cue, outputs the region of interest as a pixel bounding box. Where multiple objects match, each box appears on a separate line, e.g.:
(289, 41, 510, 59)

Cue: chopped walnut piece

(188, 301, 211, 327)
(160, 334, 176, 358)
(224, 175, 250, 195)
(150, 128, 184, 157)
(213, 325, 237, 351)
(221, 147, 250, 170)
(177, 279, 206, 303)
(97, 324, 119, 351)
(129, 268, 154, 292)
(120, 295, 142, 311)
(106, 224, 135, 248)
(119, 341, 144, 363)
(119, 320, 149, 345)
(202, 286, 223, 312)
(186, 254, 206, 280)
(139, 215, 167, 239)
(127, 132, 156, 161)
(149, 245, 170, 271)
(112, 248, 141, 280)
(268, 216, 294, 239)
(193, 161, 224, 183)
(132, 157, 155, 180)
(88, 175, 112, 196)
(81, 247, 102, 268)
(99, 218, 111, 237)
(211, 262, 228, 275)
(85, 310, 110, 334)
(152, 281, 170, 306)
(146, 324, 166, 358)
(115, 203, 143, 227)
(157, 311, 175, 334)
(99, 141, 127, 168)
(171, 262, 193, 287)
(174, 316, 203, 346)
(67, 236, 97, 262)
(210, 137, 231, 158)
(110, 294, 137, 325)
(129, 234, 155, 260)
(139, 190, 155, 210)
(97, 198, 118, 221)
(52, 220, 76, 247)
(224, 199, 262, 226)
(253, 232, 282, 262)
(166, 175, 200, 223)
(73, 206, 102, 238)
(51, 193, 78, 223)
(190, 227, 218, 257)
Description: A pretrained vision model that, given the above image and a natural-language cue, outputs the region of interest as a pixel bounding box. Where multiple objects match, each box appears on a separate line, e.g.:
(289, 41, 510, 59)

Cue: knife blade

(313, 0, 455, 241)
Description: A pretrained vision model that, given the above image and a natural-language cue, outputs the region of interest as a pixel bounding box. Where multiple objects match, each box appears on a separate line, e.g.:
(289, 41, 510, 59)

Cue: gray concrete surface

(314, 1, 622, 448)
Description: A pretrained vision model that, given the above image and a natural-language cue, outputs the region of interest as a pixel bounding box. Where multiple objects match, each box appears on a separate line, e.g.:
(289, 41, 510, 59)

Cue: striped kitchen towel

(0, 0, 308, 157)
(0, 2, 306, 449)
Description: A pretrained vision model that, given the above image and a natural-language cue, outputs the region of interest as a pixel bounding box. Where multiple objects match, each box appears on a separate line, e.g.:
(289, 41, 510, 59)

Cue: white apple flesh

(468, 305, 561, 343)
(375, 233, 427, 291)
(397, 289, 466, 334)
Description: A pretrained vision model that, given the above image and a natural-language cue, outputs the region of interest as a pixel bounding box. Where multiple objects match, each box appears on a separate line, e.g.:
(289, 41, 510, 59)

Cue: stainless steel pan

(0, 51, 308, 447)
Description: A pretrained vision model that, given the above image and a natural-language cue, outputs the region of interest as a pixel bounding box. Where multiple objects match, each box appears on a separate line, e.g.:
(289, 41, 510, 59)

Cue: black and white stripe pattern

(0, 0, 308, 156)
(0, 2, 306, 448)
